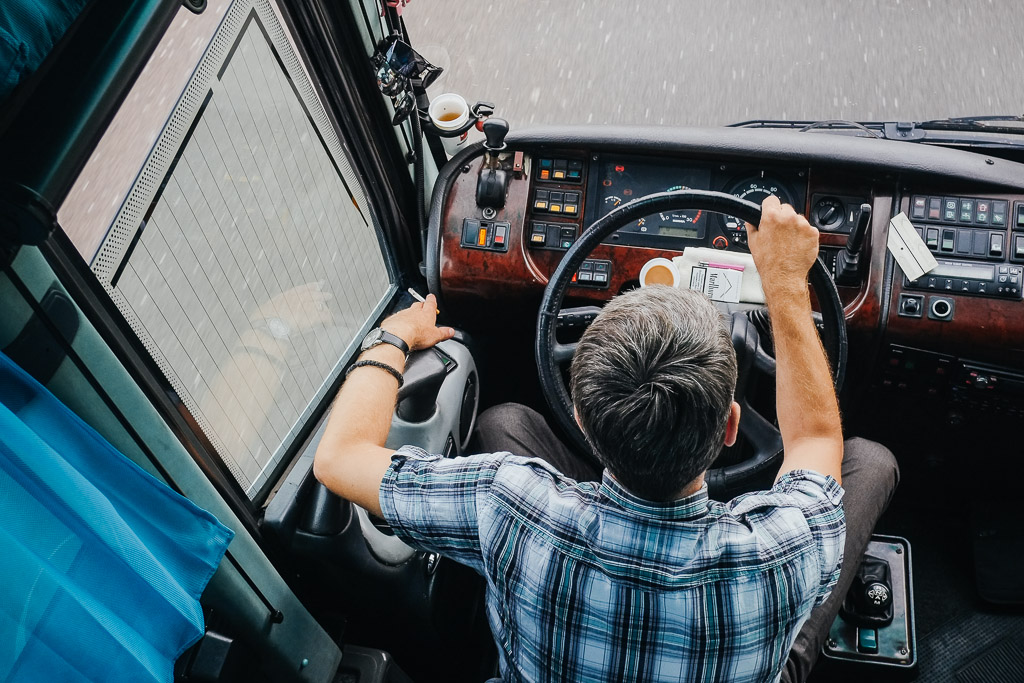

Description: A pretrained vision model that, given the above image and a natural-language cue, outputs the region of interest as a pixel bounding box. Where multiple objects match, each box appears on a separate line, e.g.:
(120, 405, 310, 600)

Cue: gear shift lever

(482, 118, 509, 152)
(834, 203, 872, 286)
(476, 118, 510, 208)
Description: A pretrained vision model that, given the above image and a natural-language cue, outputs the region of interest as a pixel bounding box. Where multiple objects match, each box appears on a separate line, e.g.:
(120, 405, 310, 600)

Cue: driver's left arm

(313, 295, 454, 517)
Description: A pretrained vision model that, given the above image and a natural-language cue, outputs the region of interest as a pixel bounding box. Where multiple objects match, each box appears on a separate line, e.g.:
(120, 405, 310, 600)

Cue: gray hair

(570, 286, 738, 501)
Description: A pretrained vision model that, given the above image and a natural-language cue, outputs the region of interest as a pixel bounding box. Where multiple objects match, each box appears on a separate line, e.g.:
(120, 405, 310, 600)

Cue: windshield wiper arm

(917, 114, 1024, 132)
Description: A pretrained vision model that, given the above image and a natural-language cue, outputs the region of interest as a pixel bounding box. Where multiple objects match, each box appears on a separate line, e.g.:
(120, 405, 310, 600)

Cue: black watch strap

(362, 327, 410, 355)
(376, 329, 410, 354)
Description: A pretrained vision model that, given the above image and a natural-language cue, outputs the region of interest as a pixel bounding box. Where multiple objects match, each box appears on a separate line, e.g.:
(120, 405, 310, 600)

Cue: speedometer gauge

(722, 176, 793, 232)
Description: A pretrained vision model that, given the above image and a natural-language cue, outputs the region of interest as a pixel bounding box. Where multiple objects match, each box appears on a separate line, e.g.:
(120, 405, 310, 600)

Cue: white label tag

(888, 212, 938, 282)
(690, 265, 742, 303)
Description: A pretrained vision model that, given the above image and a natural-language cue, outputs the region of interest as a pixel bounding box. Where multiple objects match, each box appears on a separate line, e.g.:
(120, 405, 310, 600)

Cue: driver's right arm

(746, 196, 844, 485)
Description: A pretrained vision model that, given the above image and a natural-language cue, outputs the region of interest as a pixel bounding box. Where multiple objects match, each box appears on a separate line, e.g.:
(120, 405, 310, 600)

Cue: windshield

(410, 2, 1022, 128)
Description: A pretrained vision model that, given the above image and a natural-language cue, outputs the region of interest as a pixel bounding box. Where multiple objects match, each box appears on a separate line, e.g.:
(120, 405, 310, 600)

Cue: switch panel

(536, 157, 584, 183)
(573, 259, 612, 288)
(528, 222, 578, 250)
(461, 219, 511, 252)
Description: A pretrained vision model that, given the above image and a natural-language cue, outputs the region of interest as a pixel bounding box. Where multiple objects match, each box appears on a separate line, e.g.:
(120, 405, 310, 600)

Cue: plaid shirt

(380, 447, 845, 683)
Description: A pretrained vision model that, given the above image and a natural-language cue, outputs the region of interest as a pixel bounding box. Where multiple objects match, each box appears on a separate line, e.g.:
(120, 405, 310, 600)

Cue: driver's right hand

(745, 196, 820, 298)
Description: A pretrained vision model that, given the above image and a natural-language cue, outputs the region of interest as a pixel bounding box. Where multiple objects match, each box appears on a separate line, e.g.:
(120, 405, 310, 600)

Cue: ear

(723, 401, 741, 447)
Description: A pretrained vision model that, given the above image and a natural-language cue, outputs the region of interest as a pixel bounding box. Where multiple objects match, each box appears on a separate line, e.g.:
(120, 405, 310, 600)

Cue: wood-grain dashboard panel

(438, 153, 887, 336)
(885, 193, 1024, 367)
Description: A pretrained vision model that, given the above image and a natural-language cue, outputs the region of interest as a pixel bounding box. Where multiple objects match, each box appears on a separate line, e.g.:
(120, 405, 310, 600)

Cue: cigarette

(408, 288, 440, 314)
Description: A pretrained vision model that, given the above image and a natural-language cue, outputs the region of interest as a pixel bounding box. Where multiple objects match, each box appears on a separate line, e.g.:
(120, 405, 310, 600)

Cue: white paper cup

(428, 93, 470, 157)
(639, 258, 680, 288)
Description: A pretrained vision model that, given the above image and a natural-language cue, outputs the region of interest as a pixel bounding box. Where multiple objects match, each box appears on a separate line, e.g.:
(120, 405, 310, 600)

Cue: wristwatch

(360, 327, 410, 355)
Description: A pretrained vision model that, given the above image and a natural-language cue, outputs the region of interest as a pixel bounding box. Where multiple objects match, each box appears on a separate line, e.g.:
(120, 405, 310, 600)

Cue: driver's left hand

(380, 294, 455, 351)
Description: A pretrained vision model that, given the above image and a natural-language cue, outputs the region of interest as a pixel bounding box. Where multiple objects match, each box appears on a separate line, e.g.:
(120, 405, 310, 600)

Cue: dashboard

(426, 126, 1024, 421)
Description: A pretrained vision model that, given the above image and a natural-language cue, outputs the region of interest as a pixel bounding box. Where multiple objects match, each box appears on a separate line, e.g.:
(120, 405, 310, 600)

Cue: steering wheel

(536, 190, 847, 499)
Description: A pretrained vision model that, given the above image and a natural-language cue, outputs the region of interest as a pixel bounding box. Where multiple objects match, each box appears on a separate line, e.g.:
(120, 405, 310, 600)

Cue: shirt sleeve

(730, 470, 846, 606)
(772, 470, 846, 605)
(378, 446, 506, 573)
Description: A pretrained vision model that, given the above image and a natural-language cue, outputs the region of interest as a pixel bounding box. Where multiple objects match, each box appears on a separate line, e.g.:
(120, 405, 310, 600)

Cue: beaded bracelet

(346, 359, 404, 387)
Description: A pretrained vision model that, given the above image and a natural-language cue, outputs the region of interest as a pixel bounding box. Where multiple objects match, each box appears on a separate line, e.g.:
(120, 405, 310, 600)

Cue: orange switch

(540, 169, 550, 180)
(553, 170, 566, 179)
(565, 205, 578, 215)
(477, 228, 487, 246)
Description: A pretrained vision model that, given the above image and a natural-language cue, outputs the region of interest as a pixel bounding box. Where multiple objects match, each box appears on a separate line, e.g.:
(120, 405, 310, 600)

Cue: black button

(1016, 203, 1024, 230)
(594, 261, 609, 272)
(463, 219, 481, 245)
(568, 160, 583, 170)
(941, 229, 955, 251)
(549, 191, 564, 203)
(544, 225, 560, 248)
(990, 232, 1004, 257)
(959, 199, 974, 223)
(943, 198, 958, 222)
(992, 201, 1008, 226)
(535, 189, 549, 200)
(956, 229, 972, 254)
(926, 228, 939, 249)
(553, 159, 568, 170)
(565, 192, 580, 204)
(928, 197, 942, 220)
(1015, 235, 1024, 259)
(973, 231, 988, 256)
(912, 196, 927, 219)
(580, 260, 594, 271)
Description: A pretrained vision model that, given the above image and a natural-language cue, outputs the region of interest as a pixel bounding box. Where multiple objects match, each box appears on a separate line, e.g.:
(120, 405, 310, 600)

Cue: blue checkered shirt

(380, 447, 845, 683)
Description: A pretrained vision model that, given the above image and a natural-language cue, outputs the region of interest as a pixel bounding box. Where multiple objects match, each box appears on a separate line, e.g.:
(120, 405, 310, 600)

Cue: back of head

(570, 286, 738, 501)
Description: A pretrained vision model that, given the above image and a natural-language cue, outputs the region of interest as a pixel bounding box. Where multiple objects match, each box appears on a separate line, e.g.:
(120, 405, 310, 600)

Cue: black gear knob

(482, 118, 509, 151)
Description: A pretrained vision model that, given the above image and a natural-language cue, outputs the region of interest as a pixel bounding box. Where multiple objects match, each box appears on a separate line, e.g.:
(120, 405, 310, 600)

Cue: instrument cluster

(586, 156, 807, 251)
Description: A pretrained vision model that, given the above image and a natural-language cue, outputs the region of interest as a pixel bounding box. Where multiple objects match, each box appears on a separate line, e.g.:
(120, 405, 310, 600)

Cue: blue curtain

(0, 350, 234, 682)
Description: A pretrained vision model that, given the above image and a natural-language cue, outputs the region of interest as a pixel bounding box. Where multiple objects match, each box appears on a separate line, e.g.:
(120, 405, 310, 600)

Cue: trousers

(472, 403, 899, 683)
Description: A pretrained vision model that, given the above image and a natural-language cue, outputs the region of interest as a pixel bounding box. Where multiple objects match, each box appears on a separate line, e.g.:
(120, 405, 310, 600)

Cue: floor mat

(955, 635, 1024, 683)
(916, 612, 1024, 682)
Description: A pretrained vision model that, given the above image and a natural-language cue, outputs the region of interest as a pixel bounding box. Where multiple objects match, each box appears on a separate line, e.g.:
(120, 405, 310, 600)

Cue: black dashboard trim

(505, 126, 1024, 191)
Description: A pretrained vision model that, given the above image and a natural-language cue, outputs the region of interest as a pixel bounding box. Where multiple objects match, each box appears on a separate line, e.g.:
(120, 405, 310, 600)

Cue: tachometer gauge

(722, 175, 793, 234)
(658, 185, 704, 230)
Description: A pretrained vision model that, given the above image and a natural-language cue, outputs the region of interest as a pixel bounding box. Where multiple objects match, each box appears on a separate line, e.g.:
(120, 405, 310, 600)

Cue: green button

(857, 628, 878, 654)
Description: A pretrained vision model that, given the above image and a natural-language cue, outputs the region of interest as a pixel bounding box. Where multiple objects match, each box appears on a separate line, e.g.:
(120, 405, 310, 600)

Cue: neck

(676, 474, 705, 499)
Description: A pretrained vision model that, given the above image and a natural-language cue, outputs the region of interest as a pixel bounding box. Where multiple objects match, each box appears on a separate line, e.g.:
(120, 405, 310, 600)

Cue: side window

(59, 0, 395, 499)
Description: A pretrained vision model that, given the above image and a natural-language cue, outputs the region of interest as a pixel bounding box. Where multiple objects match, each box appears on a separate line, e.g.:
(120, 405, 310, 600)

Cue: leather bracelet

(346, 359, 404, 387)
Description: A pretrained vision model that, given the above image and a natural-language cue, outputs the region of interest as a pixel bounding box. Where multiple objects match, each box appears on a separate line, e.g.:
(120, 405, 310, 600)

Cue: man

(314, 197, 899, 682)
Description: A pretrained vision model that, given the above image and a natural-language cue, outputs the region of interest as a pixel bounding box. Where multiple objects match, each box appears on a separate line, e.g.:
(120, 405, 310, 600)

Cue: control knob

(902, 298, 919, 314)
(812, 197, 846, 231)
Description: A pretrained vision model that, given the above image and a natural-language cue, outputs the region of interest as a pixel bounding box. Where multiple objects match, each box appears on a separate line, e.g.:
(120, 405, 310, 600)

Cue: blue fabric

(381, 446, 846, 683)
(0, 350, 234, 682)
(1, 0, 89, 100)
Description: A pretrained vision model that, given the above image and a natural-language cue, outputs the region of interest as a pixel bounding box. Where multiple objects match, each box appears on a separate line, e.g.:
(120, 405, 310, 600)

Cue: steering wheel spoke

(552, 341, 577, 365)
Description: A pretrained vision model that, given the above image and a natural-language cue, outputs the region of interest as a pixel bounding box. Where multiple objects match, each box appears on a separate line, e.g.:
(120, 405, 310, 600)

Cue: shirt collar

(599, 470, 710, 521)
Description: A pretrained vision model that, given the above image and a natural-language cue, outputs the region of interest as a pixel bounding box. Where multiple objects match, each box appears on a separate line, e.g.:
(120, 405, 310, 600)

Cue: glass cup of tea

(428, 93, 471, 157)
